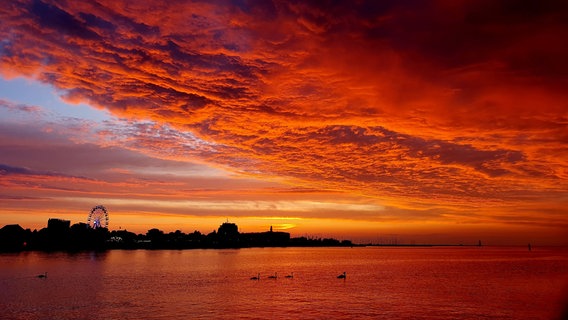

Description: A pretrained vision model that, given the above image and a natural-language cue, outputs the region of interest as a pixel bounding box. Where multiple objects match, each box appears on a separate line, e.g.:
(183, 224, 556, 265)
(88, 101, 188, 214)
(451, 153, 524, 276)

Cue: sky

(0, 0, 567, 245)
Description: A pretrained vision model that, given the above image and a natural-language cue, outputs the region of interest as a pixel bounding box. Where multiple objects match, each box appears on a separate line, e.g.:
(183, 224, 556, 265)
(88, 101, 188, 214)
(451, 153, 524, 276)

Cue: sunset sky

(1, 0, 567, 245)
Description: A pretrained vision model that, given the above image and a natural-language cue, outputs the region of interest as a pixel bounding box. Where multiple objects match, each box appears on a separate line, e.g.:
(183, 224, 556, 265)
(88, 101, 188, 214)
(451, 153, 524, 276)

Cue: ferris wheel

(88, 205, 109, 229)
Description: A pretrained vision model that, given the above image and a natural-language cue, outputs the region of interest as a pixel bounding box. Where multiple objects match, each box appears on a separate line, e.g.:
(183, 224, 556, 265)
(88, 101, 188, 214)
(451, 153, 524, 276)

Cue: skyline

(0, 0, 567, 245)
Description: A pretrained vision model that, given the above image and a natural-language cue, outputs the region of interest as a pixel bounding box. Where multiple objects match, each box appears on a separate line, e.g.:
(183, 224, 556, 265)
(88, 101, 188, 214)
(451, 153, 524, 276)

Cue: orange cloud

(0, 0, 567, 243)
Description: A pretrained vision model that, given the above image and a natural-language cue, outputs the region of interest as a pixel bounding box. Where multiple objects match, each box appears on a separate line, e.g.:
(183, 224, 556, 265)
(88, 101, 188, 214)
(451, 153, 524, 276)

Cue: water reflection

(1, 247, 567, 319)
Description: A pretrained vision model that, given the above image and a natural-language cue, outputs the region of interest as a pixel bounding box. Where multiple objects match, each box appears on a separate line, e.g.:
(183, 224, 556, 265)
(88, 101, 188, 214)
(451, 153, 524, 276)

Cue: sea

(1, 246, 567, 319)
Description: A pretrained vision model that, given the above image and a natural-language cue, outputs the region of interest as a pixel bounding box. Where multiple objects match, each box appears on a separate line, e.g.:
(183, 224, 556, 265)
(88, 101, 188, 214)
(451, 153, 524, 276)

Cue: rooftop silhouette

(0, 219, 353, 252)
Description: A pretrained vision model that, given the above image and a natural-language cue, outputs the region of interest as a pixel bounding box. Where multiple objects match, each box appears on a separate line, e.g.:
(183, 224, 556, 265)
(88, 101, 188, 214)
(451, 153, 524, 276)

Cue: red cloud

(0, 0, 567, 230)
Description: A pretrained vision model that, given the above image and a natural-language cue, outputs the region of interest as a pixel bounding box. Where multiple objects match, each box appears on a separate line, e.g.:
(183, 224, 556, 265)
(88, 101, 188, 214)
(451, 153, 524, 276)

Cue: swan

(337, 272, 346, 279)
(250, 273, 260, 280)
(267, 272, 277, 279)
(37, 272, 47, 278)
(284, 272, 294, 279)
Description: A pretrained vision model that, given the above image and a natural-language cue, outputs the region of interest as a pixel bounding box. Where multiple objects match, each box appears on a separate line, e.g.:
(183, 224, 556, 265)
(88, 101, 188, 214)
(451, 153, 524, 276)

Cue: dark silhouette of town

(0, 218, 354, 252)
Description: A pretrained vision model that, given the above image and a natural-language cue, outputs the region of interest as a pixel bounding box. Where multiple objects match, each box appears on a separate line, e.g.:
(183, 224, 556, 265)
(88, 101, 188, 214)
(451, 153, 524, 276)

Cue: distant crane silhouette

(250, 273, 260, 280)
(284, 272, 294, 279)
(267, 272, 278, 279)
(37, 272, 47, 279)
(337, 272, 346, 279)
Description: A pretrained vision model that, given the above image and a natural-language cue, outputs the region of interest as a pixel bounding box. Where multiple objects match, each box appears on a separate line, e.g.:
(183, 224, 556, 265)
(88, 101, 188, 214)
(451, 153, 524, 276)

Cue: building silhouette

(1, 219, 353, 251)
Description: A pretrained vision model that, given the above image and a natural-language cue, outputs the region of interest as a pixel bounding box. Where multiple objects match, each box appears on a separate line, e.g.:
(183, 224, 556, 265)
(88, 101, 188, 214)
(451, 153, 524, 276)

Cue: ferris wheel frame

(88, 205, 109, 229)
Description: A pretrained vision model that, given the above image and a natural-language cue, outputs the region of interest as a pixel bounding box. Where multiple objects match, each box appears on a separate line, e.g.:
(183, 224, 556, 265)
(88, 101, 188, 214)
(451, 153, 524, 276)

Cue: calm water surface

(1, 247, 567, 319)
